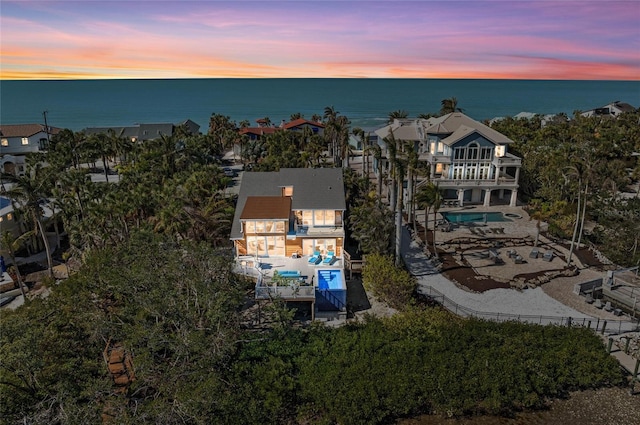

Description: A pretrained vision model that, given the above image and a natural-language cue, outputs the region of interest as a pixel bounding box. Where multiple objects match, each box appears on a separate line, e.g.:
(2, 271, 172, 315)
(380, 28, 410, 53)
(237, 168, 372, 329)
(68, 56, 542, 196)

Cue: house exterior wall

(0, 132, 49, 155)
(235, 212, 344, 259)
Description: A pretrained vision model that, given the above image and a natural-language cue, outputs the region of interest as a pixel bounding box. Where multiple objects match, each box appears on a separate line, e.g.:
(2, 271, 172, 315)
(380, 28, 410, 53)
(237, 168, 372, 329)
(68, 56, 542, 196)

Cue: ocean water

(1, 79, 638, 132)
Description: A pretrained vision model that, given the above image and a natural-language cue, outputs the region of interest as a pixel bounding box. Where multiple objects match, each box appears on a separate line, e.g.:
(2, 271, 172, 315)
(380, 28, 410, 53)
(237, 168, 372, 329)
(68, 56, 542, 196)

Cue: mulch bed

(410, 221, 604, 293)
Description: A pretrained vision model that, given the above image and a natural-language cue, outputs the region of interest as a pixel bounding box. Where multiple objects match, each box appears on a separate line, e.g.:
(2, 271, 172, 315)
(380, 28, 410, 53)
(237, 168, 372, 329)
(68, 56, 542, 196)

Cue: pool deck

(237, 254, 342, 286)
(409, 204, 640, 322)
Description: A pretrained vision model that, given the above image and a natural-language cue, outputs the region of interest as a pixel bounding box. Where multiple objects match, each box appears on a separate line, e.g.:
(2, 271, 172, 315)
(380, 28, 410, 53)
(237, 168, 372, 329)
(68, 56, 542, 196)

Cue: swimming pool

(0, 197, 10, 210)
(441, 211, 511, 223)
(316, 269, 347, 311)
(317, 269, 345, 290)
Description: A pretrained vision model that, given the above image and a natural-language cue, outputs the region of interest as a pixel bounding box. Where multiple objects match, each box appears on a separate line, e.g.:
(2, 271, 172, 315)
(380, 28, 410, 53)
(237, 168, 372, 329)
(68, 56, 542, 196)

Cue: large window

(302, 238, 337, 256)
(466, 143, 479, 160)
(21, 138, 29, 145)
(1, 139, 8, 147)
(246, 235, 285, 257)
(244, 220, 285, 234)
(299, 210, 336, 226)
(314, 210, 335, 226)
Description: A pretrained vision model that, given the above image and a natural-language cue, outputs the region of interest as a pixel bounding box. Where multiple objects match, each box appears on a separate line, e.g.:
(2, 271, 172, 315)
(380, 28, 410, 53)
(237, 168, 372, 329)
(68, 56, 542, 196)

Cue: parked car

(223, 167, 236, 177)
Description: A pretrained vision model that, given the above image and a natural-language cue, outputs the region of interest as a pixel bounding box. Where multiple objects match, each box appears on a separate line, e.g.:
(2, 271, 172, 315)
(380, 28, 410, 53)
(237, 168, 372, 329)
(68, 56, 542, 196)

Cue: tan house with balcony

(231, 168, 346, 260)
(231, 168, 348, 318)
(375, 112, 522, 207)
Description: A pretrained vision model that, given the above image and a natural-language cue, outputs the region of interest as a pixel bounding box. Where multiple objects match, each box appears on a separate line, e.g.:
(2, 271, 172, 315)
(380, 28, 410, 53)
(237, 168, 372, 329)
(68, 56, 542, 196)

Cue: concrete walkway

(401, 225, 639, 335)
(402, 225, 589, 317)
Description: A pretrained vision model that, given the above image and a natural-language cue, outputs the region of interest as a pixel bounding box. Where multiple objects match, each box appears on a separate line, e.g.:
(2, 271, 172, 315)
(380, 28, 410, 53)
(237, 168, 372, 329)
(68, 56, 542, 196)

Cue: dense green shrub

(362, 253, 417, 309)
(1, 240, 624, 424)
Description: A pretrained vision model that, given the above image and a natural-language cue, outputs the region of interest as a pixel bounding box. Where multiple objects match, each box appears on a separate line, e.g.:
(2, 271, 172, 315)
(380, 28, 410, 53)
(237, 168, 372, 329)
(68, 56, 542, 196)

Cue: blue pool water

(317, 269, 344, 290)
(442, 211, 511, 223)
(0, 197, 11, 209)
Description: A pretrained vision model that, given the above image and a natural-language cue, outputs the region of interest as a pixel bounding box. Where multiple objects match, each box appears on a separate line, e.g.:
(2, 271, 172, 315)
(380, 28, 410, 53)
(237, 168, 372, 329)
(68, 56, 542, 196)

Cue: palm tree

(404, 141, 419, 229)
(352, 127, 369, 177)
(440, 97, 463, 115)
(3, 167, 54, 277)
(107, 128, 128, 166)
(415, 182, 442, 257)
(0, 230, 35, 301)
(370, 144, 384, 199)
(393, 156, 406, 266)
(414, 183, 432, 252)
(388, 109, 409, 123)
(527, 199, 548, 247)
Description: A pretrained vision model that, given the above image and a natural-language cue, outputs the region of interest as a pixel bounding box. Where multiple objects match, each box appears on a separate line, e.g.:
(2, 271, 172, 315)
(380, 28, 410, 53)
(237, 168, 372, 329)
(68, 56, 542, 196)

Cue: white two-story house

(0, 124, 60, 176)
(375, 112, 522, 207)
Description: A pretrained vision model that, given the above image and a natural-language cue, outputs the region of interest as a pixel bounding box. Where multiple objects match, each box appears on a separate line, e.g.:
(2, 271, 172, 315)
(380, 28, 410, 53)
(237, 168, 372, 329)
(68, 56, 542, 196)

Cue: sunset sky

(1, 0, 639, 80)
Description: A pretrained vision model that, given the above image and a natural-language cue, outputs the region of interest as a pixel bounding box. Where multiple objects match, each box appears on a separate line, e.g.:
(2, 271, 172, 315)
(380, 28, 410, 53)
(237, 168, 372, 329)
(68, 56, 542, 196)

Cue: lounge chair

(594, 299, 603, 309)
(308, 251, 322, 265)
(584, 294, 594, 304)
(604, 301, 613, 312)
(322, 251, 335, 265)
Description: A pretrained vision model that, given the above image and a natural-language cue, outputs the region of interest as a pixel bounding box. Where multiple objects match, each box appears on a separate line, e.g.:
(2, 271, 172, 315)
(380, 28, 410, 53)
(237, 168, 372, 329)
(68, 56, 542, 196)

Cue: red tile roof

(282, 119, 324, 130)
(239, 127, 279, 136)
(0, 124, 60, 138)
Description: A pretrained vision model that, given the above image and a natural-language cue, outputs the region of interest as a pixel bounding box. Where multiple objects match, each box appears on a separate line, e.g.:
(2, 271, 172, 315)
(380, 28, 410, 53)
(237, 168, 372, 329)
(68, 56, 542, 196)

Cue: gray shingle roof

(230, 168, 345, 239)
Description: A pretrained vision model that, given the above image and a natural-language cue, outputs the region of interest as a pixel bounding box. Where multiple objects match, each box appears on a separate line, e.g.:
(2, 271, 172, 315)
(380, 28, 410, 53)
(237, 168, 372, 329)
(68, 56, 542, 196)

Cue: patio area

(236, 253, 343, 286)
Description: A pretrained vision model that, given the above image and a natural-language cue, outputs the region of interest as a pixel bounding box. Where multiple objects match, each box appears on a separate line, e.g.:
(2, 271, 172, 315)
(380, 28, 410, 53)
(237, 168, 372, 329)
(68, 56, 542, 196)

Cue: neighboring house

(0, 196, 20, 239)
(234, 118, 324, 158)
(231, 168, 347, 318)
(0, 124, 60, 175)
(238, 126, 278, 141)
(581, 101, 636, 118)
(375, 112, 522, 207)
(281, 118, 325, 136)
(83, 119, 200, 142)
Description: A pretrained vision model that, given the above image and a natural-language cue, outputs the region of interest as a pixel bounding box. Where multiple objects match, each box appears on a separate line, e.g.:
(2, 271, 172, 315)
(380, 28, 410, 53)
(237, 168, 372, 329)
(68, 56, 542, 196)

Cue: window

(1, 139, 8, 146)
(282, 186, 293, 196)
(245, 220, 285, 234)
(466, 143, 479, 160)
(302, 210, 313, 226)
(495, 145, 505, 157)
(245, 221, 255, 233)
(21, 137, 29, 145)
(435, 163, 444, 174)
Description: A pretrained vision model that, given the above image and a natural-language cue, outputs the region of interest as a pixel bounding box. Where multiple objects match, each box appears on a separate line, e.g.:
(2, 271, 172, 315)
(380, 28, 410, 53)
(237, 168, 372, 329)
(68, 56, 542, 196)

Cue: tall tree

(388, 109, 409, 123)
(3, 165, 54, 277)
(0, 230, 35, 301)
(440, 97, 463, 115)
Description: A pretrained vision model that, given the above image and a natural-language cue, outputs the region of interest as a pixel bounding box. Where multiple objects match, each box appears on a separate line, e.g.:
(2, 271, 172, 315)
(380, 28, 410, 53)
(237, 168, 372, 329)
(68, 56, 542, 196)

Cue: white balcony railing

(255, 284, 316, 300)
(433, 177, 518, 188)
